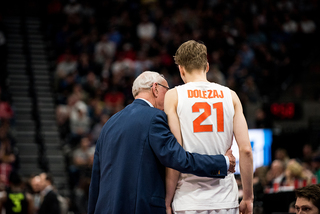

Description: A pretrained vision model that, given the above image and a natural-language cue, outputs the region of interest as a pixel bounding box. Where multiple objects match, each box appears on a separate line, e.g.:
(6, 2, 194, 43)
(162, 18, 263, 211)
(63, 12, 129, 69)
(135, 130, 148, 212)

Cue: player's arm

(164, 88, 182, 213)
(231, 90, 253, 214)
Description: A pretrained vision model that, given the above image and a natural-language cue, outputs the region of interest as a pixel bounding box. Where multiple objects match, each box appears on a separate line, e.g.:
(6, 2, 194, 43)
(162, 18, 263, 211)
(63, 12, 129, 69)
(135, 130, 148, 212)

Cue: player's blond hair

(174, 40, 207, 73)
(132, 71, 165, 98)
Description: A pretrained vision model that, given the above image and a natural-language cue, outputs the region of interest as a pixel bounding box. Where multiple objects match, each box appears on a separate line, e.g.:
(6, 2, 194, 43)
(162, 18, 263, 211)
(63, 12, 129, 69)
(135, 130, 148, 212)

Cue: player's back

(173, 81, 238, 211)
(176, 82, 234, 155)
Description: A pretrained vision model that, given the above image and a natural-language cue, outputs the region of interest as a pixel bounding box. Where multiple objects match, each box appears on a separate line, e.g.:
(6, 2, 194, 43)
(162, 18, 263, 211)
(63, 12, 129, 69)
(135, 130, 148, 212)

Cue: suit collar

(134, 98, 153, 107)
(41, 185, 53, 197)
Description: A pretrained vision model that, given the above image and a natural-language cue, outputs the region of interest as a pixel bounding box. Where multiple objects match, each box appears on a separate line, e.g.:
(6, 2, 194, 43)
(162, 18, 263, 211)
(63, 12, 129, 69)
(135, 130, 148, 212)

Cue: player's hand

(166, 206, 173, 214)
(165, 200, 173, 214)
(225, 149, 235, 173)
(239, 199, 253, 214)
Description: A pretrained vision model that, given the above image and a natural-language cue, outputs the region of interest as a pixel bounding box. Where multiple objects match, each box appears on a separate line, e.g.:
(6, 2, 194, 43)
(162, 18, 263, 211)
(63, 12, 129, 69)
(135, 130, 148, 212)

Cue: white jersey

(172, 82, 238, 211)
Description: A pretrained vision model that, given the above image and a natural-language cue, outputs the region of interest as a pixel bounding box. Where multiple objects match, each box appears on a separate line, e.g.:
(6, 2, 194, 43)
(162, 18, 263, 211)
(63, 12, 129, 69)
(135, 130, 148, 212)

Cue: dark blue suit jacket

(88, 99, 227, 214)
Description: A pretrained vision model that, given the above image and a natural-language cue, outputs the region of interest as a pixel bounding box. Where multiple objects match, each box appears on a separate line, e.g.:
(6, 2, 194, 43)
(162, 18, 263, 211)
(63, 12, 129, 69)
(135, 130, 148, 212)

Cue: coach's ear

(151, 82, 159, 98)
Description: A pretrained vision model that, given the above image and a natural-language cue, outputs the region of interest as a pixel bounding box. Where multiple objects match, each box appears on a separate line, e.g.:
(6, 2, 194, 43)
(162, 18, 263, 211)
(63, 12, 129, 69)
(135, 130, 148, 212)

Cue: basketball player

(164, 40, 253, 214)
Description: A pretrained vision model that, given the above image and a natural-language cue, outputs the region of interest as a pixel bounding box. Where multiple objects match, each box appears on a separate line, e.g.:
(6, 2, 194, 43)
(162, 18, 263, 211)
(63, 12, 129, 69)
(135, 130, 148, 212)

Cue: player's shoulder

(165, 87, 178, 100)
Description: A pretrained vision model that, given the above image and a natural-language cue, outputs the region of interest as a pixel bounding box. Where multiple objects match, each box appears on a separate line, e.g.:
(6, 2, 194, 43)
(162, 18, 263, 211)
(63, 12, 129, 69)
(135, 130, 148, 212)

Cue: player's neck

(184, 70, 208, 83)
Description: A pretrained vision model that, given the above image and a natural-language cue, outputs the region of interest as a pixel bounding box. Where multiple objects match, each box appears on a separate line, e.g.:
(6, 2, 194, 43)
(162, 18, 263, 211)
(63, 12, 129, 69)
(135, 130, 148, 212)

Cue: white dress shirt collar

(137, 98, 154, 107)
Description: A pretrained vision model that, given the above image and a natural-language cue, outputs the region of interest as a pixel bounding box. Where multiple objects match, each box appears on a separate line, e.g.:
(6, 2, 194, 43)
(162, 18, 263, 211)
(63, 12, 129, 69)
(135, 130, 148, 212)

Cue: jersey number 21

(192, 102, 224, 133)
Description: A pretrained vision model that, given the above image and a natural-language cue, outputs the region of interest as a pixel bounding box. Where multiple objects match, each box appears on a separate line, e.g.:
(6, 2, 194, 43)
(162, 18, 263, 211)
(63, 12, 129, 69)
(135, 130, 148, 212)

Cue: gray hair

(132, 71, 165, 97)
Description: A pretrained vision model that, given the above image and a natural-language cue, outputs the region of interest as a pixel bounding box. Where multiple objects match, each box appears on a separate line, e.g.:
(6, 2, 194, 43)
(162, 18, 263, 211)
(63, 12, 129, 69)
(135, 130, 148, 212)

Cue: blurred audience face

(39, 173, 50, 190)
(271, 160, 285, 177)
(31, 176, 42, 193)
(303, 144, 313, 157)
(80, 137, 90, 150)
(275, 148, 289, 161)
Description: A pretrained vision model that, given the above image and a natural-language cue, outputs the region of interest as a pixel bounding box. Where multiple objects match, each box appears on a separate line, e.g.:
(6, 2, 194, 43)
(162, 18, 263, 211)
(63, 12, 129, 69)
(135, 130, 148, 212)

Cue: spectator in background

(0, 101, 13, 121)
(300, 15, 316, 34)
(103, 87, 125, 114)
(29, 175, 42, 213)
(69, 136, 94, 189)
(71, 83, 88, 104)
(94, 34, 116, 66)
(284, 159, 310, 187)
(238, 43, 255, 68)
(82, 71, 100, 98)
(137, 14, 156, 41)
(207, 65, 226, 86)
(241, 76, 260, 104)
(110, 54, 135, 81)
(282, 14, 298, 34)
(0, 171, 34, 214)
(301, 144, 315, 170)
(72, 137, 95, 170)
(266, 160, 286, 187)
(288, 201, 295, 213)
(0, 123, 18, 186)
(56, 94, 80, 141)
(0, 137, 16, 165)
(55, 24, 72, 54)
(38, 173, 61, 214)
(90, 113, 109, 144)
(63, 0, 82, 16)
(81, 1, 95, 18)
(311, 156, 320, 184)
(55, 51, 77, 81)
(73, 177, 91, 214)
(295, 184, 320, 214)
(254, 107, 273, 129)
(77, 52, 95, 77)
(134, 51, 154, 77)
(253, 166, 268, 203)
(275, 148, 290, 166)
(87, 96, 108, 125)
(75, 35, 95, 56)
(69, 100, 91, 146)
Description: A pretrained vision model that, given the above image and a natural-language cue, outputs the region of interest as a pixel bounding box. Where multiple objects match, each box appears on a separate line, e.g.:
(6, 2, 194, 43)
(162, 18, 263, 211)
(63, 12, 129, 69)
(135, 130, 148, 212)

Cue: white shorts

(175, 208, 239, 214)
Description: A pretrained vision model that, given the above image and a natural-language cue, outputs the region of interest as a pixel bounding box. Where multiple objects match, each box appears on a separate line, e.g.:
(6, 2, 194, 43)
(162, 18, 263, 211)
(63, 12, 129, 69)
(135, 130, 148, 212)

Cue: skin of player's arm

(231, 91, 254, 207)
(164, 88, 183, 211)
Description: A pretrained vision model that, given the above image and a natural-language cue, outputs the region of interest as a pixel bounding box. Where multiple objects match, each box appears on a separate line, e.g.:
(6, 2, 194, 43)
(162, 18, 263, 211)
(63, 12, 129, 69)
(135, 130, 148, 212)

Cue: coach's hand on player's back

(225, 149, 236, 173)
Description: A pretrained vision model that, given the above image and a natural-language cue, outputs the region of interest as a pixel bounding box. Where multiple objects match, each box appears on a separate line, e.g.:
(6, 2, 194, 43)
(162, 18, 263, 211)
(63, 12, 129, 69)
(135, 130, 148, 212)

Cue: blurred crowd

(247, 146, 320, 213)
(0, 17, 19, 196)
(0, 0, 319, 213)
(48, 0, 320, 148)
(42, 0, 320, 212)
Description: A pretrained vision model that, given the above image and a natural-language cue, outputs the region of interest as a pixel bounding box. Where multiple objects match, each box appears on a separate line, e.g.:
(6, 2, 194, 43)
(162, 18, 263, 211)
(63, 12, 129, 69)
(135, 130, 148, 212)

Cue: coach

(88, 71, 235, 214)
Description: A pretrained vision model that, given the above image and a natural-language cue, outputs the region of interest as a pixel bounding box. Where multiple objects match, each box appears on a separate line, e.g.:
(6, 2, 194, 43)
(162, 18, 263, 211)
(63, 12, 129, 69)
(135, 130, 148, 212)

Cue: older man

(88, 71, 235, 214)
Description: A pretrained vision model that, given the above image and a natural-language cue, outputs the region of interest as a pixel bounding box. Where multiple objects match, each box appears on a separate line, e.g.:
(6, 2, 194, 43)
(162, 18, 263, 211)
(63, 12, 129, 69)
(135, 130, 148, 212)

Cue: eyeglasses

(156, 83, 170, 90)
(150, 82, 170, 90)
